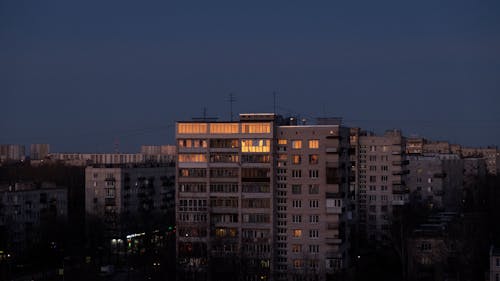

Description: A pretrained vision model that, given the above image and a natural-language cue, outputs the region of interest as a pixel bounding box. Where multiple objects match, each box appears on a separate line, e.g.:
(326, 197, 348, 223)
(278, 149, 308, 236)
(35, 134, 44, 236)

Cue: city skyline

(2, 1, 499, 152)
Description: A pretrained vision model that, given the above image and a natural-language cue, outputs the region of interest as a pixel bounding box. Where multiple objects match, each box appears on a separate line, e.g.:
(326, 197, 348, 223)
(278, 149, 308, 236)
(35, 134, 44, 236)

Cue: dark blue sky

(1, 1, 499, 152)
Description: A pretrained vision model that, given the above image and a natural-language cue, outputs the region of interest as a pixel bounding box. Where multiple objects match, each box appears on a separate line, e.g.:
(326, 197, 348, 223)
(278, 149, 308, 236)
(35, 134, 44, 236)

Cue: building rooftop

(0, 182, 62, 192)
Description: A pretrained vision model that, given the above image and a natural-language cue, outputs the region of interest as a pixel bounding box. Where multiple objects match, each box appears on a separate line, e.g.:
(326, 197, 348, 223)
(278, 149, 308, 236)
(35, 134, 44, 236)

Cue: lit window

(215, 228, 227, 237)
(292, 229, 302, 238)
(278, 139, 287, 145)
(177, 123, 207, 134)
(178, 139, 207, 148)
(309, 154, 318, 164)
(292, 140, 302, 149)
(210, 123, 239, 134)
(241, 123, 271, 134)
(292, 155, 301, 164)
(292, 244, 302, 252)
(178, 154, 207, 163)
(241, 139, 271, 153)
(308, 140, 319, 149)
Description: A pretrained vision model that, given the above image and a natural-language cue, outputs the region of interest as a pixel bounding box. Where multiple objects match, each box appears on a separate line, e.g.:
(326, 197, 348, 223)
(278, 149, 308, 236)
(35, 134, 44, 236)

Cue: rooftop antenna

(273, 91, 277, 114)
(114, 138, 119, 153)
(192, 107, 218, 121)
(228, 93, 236, 121)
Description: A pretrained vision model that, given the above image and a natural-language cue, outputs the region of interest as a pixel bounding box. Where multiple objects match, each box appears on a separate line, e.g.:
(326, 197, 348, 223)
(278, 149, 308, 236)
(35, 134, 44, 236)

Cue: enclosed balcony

(433, 172, 447, 178)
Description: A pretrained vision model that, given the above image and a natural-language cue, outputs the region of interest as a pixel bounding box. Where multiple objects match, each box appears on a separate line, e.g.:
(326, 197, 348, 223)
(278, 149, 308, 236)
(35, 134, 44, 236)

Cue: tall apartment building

(49, 147, 176, 166)
(85, 165, 175, 237)
(350, 129, 409, 242)
(0, 183, 67, 254)
(0, 144, 26, 163)
(407, 154, 464, 211)
(175, 113, 351, 281)
(141, 145, 176, 163)
(30, 144, 50, 160)
(461, 147, 500, 176)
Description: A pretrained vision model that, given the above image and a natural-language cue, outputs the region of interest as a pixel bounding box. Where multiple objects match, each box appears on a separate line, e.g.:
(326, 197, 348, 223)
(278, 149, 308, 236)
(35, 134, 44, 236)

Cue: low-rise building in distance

(0, 182, 67, 255)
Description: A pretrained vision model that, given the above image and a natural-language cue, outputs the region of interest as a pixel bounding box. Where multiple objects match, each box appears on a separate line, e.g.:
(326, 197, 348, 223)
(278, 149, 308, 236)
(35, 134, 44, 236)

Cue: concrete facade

(0, 183, 67, 254)
(407, 154, 464, 211)
(175, 113, 352, 281)
(350, 129, 409, 242)
(85, 165, 175, 236)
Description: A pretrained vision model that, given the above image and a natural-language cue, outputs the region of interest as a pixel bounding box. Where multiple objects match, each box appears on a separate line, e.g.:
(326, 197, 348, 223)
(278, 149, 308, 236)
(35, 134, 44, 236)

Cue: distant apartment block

(141, 145, 176, 162)
(175, 113, 352, 281)
(407, 212, 460, 281)
(461, 147, 500, 175)
(0, 144, 26, 163)
(85, 165, 175, 236)
(0, 182, 67, 254)
(350, 129, 409, 242)
(407, 154, 463, 211)
(50, 149, 175, 166)
(406, 138, 462, 156)
(30, 144, 50, 160)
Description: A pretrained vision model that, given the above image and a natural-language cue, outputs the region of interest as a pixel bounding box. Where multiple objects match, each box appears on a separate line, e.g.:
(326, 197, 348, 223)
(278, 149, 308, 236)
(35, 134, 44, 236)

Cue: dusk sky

(1, 1, 499, 152)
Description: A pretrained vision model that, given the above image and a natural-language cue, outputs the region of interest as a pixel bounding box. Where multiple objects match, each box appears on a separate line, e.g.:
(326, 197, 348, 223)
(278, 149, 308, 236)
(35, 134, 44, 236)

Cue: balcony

(327, 222, 340, 230)
(433, 172, 447, 178)
(326, 207, 343, 214)
(393, 187, 410, 194)
(392, 180, 406, 186)
(392, 199, 406, 206)
(326, 147, 339, 154)
(392, 160, 409, 166)
(326, 237, 342, 244)
(326, 191, 345, 199)
(392, 170, 410, 176)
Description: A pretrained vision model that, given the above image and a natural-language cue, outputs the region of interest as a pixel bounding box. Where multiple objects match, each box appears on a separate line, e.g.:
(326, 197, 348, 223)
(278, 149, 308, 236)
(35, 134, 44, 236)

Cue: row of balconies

(392, 169, 410, 176)
(392, 160, 409, 166)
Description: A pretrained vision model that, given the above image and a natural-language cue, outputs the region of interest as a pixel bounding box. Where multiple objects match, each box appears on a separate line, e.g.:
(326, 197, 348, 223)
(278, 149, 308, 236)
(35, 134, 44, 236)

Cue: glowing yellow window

(292, 229, 302, 238)
(278, 139, 287, 145)
(292, 155, 301, 164)
(308, 140, 319, 149)
(178, 154, 207, 162)
(241, 123, 271, 134)
(177, 123, 208, 134)
(229, 228, 238, 237)
(292, 140, 302, 149)
(241, 139, 271, 153)
(210, 123, 239, 134)
(215, 228, 227, 237)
